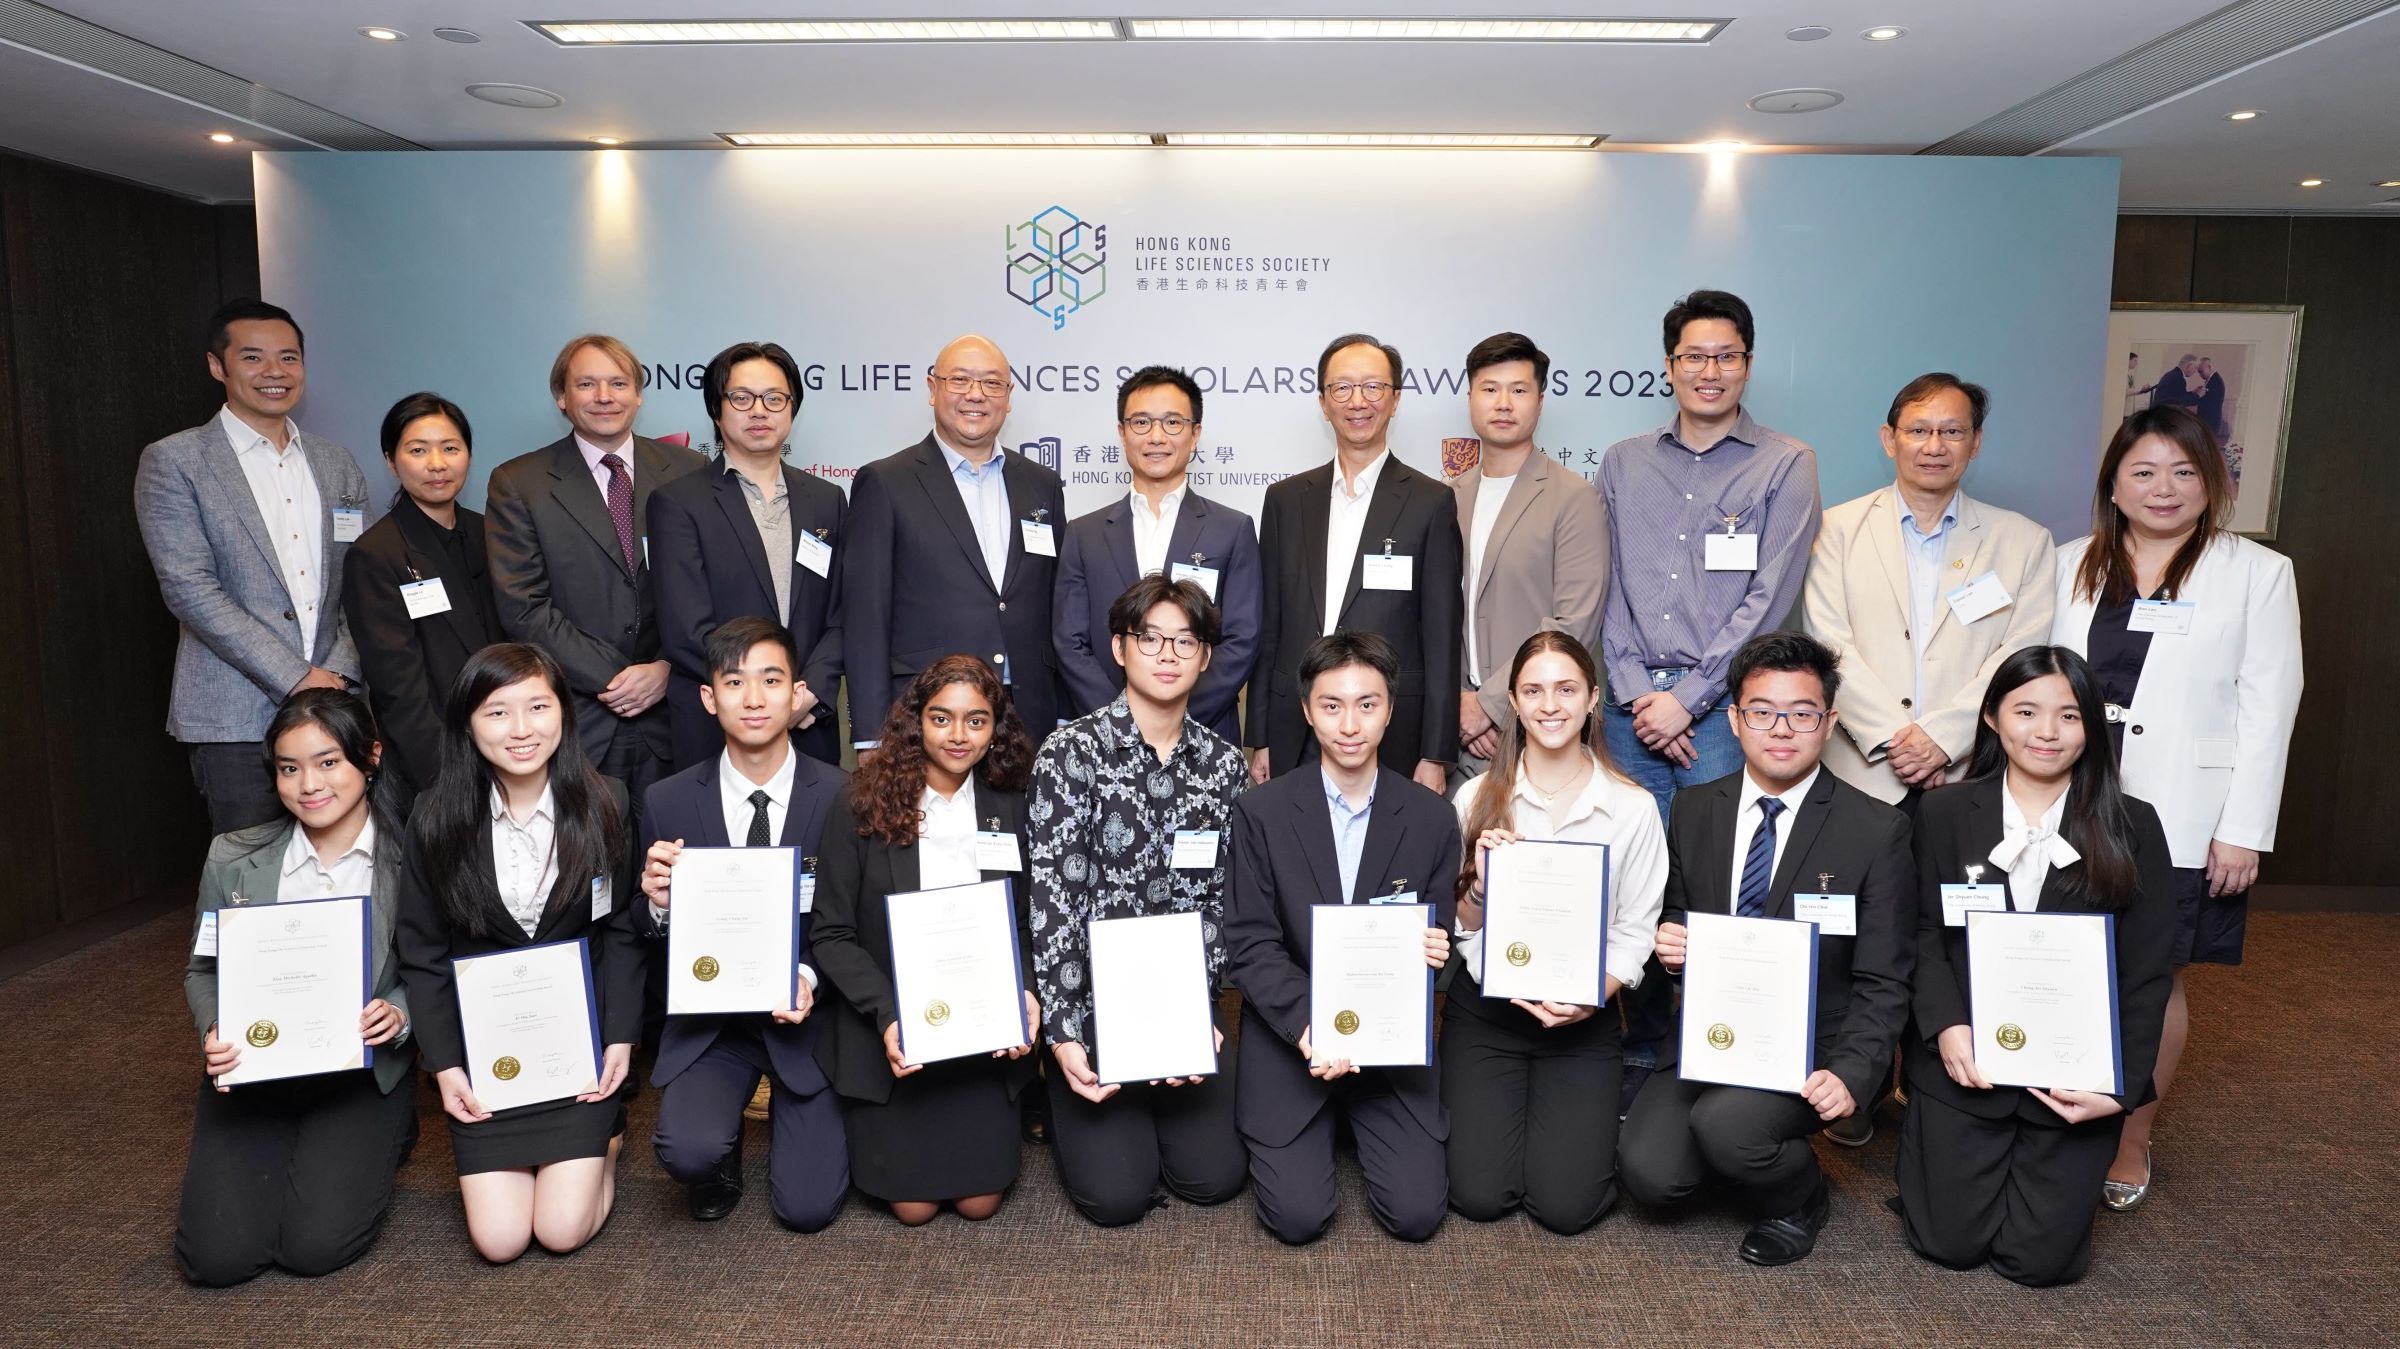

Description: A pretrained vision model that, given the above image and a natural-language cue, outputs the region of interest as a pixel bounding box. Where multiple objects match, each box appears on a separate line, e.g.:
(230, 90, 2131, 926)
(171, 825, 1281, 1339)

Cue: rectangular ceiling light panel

(721, 132, 1157, 146)
(1164, 133, 1604, 148)
(533, 20, 1121, 44)
(1126, 18, 1724, 41)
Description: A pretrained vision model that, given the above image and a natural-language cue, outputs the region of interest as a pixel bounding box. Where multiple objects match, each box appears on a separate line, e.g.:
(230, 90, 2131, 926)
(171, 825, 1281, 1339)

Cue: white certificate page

(886, 880, 1027, 1064)
(667, 847, 799, 1016)
(1309, 903, 1432, 1069)
(453, 938, 602, 1112)
(215, 895, 371, 1087)
(1480, 840, 1609, 1005)
(1967, 910, 2122, 1095)
(1088, 911, 1218, 1084)
(1678, 912, 1818, 1094)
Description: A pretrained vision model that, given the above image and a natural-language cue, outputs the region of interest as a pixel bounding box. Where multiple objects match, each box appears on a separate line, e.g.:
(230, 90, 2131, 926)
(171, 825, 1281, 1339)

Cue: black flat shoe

(689, 1139, 744, 1221)
(1738, 1175, 1829, 1267)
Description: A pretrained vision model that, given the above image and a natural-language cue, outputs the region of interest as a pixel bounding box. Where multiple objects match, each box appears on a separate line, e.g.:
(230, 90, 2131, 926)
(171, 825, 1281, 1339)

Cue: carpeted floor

(1, 909, 2393, 1347)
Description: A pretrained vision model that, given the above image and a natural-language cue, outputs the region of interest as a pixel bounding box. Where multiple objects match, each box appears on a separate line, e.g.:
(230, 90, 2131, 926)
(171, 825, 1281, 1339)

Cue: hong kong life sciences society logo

(1005, 205, 1107, 331)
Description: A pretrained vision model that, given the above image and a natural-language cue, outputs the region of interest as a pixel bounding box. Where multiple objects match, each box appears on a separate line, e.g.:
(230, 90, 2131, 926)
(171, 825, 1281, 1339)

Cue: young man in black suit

(1619, 631, 1915, 1266)
(1226, 631, 1460, 1244)
(635, 616, 851, 1230)
(1246, 334, 1462, 791)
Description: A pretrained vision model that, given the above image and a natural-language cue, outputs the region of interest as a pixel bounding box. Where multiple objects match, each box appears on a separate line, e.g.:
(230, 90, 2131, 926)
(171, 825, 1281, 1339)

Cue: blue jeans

(1603, 698, 1744, 1068)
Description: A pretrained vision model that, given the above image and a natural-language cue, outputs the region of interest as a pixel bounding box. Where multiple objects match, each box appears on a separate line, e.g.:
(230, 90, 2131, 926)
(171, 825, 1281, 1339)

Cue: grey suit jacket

(134, 420, 368, 742)
(183, 817, 416, 1095)
(1449, 453, 1611, 729)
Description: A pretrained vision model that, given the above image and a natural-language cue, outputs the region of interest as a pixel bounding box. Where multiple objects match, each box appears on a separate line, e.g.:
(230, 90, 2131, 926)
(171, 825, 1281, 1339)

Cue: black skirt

(448, 1086, 628, 1175)
(840, 1055, 1019, 1202)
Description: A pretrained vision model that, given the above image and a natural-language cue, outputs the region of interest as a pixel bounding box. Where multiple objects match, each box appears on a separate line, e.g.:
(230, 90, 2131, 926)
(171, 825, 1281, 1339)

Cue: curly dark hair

(849, 655, 1033, 847)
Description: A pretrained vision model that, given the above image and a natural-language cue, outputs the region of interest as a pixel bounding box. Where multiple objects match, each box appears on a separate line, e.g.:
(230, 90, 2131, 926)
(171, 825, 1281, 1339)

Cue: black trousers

(652, 1026, 849, 1232)
(1244, 1076, 1446, 1245)
(188, 742, 283, 835)
(1045, 1034, 1245, 1228)
(1618, 1071, 1826, 1217)
(1896, 1091, 2122, 1288)
(174, 1069, 418, 1287)
(1441, 1002, 1623, 1234)
(1618, 957, 1677, 1070)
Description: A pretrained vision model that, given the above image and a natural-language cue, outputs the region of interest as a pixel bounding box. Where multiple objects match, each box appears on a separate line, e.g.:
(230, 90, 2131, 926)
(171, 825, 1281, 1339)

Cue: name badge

(1945, 571, 2012, 626)
(331, 508, 365, 543)
(2128, 599, 2195, 635)
(795, 531, 833, 578)
(1171, 830, 1221, 870)
(399, 577, 453, 619)
(590, 875, 614, 922)
(1793, 893, 1857, 937)
(798, 857, 818, 914)
(1361, 553, 1413, 591)
(1020, 519, 1057, 557)
(1940, 883, 2007, 927)
(1169, 561, 1220, 601)
(193, 911, 220, 958)
(1703, 532, 1759, 572)
(1368, 889, 1420, 907)
(975, 830, 1024, 872)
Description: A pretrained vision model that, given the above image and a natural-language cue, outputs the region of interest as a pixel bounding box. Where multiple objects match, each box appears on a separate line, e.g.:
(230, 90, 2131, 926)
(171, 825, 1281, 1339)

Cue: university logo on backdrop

(1005, 205, 1108, 332)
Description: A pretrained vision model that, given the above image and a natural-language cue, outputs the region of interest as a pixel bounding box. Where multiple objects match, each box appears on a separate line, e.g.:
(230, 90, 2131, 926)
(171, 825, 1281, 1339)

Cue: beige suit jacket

(1450, 452, 1611, 731)
(1801, 487, 2056, 802)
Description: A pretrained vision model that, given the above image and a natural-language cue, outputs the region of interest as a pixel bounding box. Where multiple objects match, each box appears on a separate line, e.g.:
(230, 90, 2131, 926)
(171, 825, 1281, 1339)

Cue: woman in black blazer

(810, 654, 1039, 1226)
(395, 642, 642, 1263)
(340, 392, 507, 806)
(1897, 646, 2177, 1287)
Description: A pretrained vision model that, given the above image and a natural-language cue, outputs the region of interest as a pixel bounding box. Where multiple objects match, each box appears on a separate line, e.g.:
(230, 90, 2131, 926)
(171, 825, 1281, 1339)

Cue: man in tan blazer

(1801, 373, 2056, 804)
(1450, 333, 1611, 772)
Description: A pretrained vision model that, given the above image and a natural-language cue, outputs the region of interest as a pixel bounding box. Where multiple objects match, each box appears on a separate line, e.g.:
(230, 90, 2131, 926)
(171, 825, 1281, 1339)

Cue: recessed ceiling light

(208, 132, 237, 144)
(2379, 180, 2400, 188)
(1163, 133, 1605, 148)
(358, 26, 406, 42)
(2298, 178, 2324, 187)
(466, 83, 566, 109)
(721, 132, 1157, 147)
(1785, 25, 1831, 41)
(2227, 110, 2260, 121)
(589, 136, 622, 146)
(1749, 88, 1843, 114)
(433, 27, 481, 44)
(535, 20, 1119, 44)
(1862, 25, 1905, 41)
(1127, 19, 1724, 42)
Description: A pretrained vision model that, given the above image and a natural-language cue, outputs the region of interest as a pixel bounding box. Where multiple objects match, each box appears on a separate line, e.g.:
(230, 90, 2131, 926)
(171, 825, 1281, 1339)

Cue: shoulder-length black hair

(1963, 646, 2140, 909)
(411, 642, 624, 937)
(260, 687, 403, 849)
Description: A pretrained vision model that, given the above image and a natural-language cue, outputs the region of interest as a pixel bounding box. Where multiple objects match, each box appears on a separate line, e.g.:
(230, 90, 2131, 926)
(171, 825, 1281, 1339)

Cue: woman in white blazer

(2052, 405, 2302, 1212)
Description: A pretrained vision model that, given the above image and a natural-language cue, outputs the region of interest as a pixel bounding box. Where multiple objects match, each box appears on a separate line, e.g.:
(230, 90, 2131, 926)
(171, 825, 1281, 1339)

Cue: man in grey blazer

(135, 300, 369, 832)
(1450, 333, 1610, 773)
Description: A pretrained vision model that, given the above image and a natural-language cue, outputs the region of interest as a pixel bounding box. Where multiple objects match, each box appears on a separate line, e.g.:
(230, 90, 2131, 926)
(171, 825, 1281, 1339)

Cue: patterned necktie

(1736, 796, 1786, 918)
(747, 790, 773, 847)
(599, 452, 637, 573)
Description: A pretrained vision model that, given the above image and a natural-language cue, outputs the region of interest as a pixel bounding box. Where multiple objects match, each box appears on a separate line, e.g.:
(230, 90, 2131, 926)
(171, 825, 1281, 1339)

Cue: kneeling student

(637, 616, 852, 1229)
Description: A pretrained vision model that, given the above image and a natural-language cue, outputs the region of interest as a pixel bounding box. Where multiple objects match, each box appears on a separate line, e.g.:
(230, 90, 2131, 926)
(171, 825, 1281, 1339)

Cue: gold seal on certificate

(1333, 1009, 1361, 1035)
(492, 1055, 521, 1081)
(1995, 1022, 2027, 1051)
(245, 1020, 279, 1048)
(692, 956, 721, 982)
(924, 999, 951, 1026)
(1505, 941, 1532, 967)
(1706, 1022, 1735, 1050)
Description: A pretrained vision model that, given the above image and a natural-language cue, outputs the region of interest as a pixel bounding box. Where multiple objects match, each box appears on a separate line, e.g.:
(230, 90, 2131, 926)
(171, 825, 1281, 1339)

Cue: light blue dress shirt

(1899, 492, 1961, 703)
(1322, 765, 1377, 903)
(938, 435, 1015, 683)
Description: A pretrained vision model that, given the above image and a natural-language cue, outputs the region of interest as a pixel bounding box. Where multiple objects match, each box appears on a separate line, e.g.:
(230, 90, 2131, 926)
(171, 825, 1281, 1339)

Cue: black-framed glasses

(1736, 706, 1826, 733)
(1895, 425, 1972, 446)
(1121, 414, 1195, 435)
(1671, 351, 1750, 373)
(936, 372, 1013, 397)
(1129, 629, 1203, 659)
(723, 389, 794, 412)
(1325, 380, 1394, 404)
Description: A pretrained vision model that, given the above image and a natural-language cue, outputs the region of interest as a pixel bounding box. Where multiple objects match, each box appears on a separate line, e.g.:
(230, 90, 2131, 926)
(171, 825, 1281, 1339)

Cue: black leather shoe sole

(1738, 1180, 1829, 1267)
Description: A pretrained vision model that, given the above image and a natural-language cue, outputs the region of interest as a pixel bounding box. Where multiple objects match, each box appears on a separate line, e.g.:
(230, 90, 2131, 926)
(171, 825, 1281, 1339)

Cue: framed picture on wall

(2102, 302, 2303, 539)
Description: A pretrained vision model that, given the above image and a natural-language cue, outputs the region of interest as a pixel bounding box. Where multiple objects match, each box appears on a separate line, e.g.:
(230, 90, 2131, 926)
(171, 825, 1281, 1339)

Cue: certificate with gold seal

(215, 894, 372, 1087)
(1479, 839, 1610, 1006)
(885, 880, 1027, 1065)
(1966, 910, 2122, 1095)
(1677, 912, 1818, 1094)
(452, 937, 601, 1112)
(666, 846, 802, 1016)
(1308, 903, 1433, 1069)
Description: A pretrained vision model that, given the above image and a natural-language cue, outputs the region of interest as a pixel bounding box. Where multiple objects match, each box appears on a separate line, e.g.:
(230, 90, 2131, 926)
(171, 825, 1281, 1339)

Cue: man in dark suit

(1620, 631, 1915, 1266)
(635, 617, 851, 1230)
(649, 341, 846, 772)
(1247, 333, 1462, 792)
(844, 334, 1067, 751)
(1054, 364, 1261, 743)
(1226, 631, 1460, 1244)
(486, 333, 704, 814)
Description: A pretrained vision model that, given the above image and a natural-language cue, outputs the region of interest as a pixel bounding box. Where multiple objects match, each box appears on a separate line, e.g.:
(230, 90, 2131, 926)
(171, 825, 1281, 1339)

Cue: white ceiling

(3, 0, 2395, 211)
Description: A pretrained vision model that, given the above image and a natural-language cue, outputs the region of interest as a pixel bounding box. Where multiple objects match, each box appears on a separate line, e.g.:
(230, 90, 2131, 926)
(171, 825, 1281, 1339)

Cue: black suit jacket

(638, 747, 848, 1093)
(1905, 775, 2178, 1123)
(843, 436, 1067, 745)
(1225, 765, 1461, 1147)
(808, 778, 1036, 1105)
(485, 434, 705, 764)
(1247, 456, 1463, 774)
(1658, 768, 1916, 1109)
(394, 778, 643, 1075)
(646, 460, 847, 771)
(340, 498, 507, 796)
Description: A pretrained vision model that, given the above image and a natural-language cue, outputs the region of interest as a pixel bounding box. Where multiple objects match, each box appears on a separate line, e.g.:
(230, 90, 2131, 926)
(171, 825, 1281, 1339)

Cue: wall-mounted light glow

(590, 136, 623, 146)
(535, 20, 1118, 44)
(1127, 19, 1723, 42)
(1705, 140, 1746, 151)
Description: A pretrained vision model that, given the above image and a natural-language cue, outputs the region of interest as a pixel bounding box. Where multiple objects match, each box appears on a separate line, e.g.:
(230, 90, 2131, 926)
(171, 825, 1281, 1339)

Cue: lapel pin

(985, 817, 1001, 831)
(1391, 878, 1408, 895)
(1381, 537, 1396, 556)
(1818, 872, 1836, 891)
(1191, 551, 1206, 565)
(1964, 864, 1986, 886)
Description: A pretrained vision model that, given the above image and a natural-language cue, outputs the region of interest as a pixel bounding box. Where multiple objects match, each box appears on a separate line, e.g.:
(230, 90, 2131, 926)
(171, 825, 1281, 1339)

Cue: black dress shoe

(1738, 1175, 1829, 1267)
(689, 1140, 744, 1221)
(1021, 1092, 1051, 1146)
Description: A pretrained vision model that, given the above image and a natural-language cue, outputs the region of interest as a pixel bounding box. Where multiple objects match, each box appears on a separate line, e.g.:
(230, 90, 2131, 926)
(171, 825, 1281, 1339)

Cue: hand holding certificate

(215, 895, 372, 1087)
(1480, 839, 1609, 1006)
(886, 880, 1029, 1065)
(1678, 912, 1818, 1094)
(452, 938, 602, 1113)
(1966, 910, 2122, 1096)
(1087, 911, 1218, 1086)
(1309, 903, 1434, 1071)
(667, 847, 801, 1016)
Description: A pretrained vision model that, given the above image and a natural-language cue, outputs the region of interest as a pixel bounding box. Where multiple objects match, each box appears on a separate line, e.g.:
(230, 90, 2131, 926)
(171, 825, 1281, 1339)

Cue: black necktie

(747, 790, 772, 847)
(1736, 797, 1785, 918)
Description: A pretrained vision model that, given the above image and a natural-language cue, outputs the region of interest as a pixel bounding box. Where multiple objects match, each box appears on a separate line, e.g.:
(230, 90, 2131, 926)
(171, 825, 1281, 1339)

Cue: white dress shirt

(1992, 779, 2078, 912)
(1463, 470, 1516, 678)
(1453, 752, 1667, 994)
(1727, 767, 1820, 913)
(277, 816, 378, 901)
(917, 782, 984, 890)
(490, 783, 561, 937)
(221, 406, 325, 652)
(1322, 449, 1391, 635)
(723, 748, 817, 988)
(574, 432, 635, 503)
(1128, 482, 1188, 579)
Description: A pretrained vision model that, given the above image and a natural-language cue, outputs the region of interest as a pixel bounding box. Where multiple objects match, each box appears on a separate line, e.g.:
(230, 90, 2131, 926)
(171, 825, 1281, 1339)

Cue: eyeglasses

(1129, 629, 1203, 659)
(1895, 426, 1973, 446)
(1325, 380, 1395, 404)
(723, 389, 794, 412)
(937, 372, 1013, 397)
(1670, 351, 1750, 373)
(1736, 706, 1826, 733)
(1121, 414, 1195, 435)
